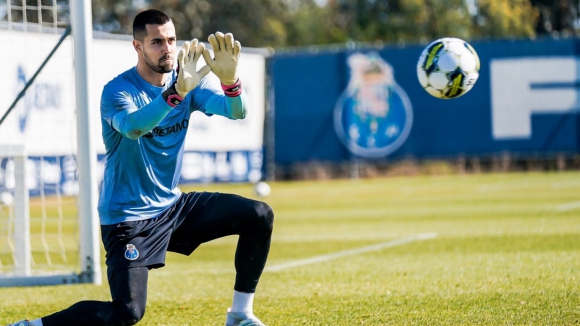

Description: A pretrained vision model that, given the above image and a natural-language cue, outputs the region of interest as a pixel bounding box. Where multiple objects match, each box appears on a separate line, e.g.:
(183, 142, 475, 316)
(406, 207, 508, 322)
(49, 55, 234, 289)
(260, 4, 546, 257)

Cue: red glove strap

(221, 79, 242, 97)
(162, 83, 184, 107)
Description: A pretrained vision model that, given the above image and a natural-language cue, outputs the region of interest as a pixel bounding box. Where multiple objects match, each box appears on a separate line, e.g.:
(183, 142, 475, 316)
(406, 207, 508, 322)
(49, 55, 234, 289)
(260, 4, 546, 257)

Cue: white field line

(556, 201, 580, 212)
(265, 232, 438, 272)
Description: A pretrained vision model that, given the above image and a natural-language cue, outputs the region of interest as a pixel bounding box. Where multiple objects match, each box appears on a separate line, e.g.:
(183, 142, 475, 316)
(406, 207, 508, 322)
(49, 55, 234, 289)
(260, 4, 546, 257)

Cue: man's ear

(133, 39, 141, 53)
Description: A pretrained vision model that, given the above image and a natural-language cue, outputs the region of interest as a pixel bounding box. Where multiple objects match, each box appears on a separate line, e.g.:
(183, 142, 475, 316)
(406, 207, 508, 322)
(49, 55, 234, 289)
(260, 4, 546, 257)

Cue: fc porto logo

(334, 52, 413, 157)
(124, 244, 139, 261)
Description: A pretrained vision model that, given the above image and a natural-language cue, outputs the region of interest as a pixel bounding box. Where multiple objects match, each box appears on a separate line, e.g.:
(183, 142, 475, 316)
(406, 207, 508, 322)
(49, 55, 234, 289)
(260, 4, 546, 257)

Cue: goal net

(0, 1, 101, 286)
(0, 146, 86, 285)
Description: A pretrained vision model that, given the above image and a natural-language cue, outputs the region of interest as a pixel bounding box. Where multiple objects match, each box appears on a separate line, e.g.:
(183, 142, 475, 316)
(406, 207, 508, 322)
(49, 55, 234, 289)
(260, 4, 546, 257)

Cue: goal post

(0, 145, 30, 278)
(0, 0, 101, 287)
(70, 0, 102, 286)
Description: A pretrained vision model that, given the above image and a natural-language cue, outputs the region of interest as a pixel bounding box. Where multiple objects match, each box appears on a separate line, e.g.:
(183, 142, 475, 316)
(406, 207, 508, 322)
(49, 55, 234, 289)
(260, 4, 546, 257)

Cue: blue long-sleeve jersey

(98, 67, 247, 225)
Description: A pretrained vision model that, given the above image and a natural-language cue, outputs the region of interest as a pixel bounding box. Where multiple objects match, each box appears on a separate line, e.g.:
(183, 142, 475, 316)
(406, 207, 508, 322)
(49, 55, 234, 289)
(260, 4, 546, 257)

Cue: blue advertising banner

(0, 150, 263, 197)
(270, 38, 580, 166)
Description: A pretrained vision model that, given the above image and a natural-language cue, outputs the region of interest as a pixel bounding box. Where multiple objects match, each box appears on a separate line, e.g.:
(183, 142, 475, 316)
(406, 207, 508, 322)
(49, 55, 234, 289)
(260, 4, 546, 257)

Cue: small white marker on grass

(266, 232, 438, 272)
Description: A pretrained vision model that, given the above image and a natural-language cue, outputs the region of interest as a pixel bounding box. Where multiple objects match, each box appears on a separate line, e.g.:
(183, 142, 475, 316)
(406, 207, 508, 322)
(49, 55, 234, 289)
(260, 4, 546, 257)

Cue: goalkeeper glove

(175, 38, 212, 96)
(202, 32, 241, 86)
(163, 39, 211, 107)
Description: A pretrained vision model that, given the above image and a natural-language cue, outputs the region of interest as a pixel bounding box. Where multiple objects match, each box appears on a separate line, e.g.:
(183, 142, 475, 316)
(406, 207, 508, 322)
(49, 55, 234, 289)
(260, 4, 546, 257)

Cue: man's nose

(161, 41, 171, 54)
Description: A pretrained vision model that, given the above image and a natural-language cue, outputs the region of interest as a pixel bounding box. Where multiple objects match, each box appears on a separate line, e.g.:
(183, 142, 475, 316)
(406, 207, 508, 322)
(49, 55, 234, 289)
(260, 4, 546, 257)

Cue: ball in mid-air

(254, 181, 271, 197)
(417, 37, 480, 99)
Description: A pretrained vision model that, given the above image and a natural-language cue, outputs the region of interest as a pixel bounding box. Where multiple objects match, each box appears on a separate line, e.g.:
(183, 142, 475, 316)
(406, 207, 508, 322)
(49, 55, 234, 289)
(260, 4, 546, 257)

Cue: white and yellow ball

(417, 37, 480, 99)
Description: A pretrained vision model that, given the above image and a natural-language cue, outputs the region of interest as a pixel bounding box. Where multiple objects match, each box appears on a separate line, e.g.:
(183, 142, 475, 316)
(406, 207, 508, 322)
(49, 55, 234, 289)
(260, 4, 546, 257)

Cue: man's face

(136, 22, 177, 74)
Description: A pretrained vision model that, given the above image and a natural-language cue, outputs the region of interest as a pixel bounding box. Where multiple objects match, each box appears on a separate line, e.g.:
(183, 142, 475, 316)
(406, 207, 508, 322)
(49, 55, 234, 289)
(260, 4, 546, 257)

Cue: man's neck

(136, 63, 168, 87)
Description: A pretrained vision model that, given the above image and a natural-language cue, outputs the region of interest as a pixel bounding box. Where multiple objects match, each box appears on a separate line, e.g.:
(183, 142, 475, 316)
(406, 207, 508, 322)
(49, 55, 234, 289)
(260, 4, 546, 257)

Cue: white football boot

(6, 320, 32, 326)
(225, 308, 266, 326)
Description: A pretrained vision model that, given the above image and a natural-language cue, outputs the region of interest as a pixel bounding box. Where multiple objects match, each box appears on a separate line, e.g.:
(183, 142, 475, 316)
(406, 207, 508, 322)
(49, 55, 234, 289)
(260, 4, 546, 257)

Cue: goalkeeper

(9, 9, 273, 326)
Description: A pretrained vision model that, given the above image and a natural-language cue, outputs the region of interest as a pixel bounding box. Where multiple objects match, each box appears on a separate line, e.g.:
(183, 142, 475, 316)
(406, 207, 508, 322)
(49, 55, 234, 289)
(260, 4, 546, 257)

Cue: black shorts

(101, 191, 219, 271)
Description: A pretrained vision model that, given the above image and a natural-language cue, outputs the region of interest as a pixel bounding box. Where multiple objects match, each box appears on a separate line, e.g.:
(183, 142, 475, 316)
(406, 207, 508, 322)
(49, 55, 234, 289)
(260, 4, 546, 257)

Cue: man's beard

(143, 51, 173, 74)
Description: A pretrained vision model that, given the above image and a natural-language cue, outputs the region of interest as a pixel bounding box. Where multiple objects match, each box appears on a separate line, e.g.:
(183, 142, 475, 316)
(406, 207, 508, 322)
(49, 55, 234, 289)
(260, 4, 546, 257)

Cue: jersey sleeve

(101, 80, 173, 140)
(187, 75, 248, 120)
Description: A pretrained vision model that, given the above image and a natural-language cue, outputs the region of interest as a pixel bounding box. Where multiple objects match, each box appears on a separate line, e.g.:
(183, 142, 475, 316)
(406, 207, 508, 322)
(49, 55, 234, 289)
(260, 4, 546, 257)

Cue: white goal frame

(0, 0, 101, 287)
(0, 144, 100, 287)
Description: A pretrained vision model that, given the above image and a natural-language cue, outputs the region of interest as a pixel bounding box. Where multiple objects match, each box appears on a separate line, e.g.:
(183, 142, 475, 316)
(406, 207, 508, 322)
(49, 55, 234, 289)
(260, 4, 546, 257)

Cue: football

(417, 37, 480, 99)
(254, 181, 271, 197)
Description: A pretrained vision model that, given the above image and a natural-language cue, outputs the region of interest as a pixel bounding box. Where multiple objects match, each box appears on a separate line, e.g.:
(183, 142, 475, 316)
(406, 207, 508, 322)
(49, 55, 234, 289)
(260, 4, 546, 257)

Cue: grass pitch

(1, 172, 579, 325)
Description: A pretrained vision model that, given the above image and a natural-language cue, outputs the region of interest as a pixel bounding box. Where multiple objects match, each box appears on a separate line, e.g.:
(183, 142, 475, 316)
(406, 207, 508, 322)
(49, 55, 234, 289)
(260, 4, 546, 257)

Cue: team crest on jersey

(334, 52, 413, 158)
(124, 244, 139, 260)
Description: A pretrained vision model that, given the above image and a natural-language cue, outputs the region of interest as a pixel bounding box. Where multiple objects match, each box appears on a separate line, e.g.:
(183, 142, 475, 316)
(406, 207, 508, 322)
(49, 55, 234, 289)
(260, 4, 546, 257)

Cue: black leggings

(41, 193, 274, 326)
(42, 267, 149, 326)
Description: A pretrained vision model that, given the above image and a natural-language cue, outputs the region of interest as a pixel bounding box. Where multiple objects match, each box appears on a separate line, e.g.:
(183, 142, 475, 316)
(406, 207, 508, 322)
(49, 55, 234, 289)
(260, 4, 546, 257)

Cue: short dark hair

(133, 9, 172, 40)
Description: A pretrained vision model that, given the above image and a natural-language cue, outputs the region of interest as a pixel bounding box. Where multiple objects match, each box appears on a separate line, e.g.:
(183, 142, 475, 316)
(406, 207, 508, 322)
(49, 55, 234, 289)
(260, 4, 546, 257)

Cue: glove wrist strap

(221, 79, 242, 97)
(162, 83, 184, 107)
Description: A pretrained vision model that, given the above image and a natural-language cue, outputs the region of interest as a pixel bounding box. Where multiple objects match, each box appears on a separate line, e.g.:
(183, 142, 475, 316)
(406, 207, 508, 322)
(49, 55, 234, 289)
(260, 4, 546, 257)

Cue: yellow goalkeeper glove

(202, 32, 241, 86)
(175, 38, 212, 97)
